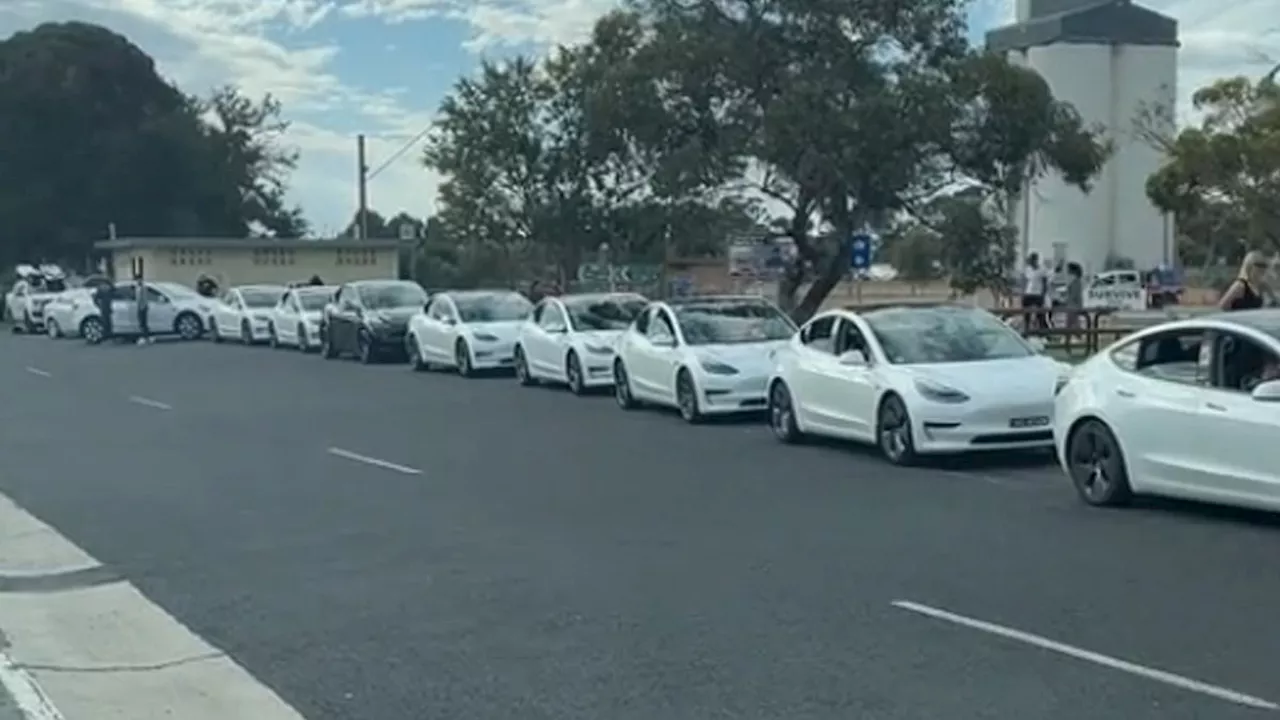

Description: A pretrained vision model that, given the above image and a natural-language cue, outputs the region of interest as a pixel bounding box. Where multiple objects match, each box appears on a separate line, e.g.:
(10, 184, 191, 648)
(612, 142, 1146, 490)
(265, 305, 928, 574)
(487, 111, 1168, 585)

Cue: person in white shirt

(1021, 253, 1049, 329)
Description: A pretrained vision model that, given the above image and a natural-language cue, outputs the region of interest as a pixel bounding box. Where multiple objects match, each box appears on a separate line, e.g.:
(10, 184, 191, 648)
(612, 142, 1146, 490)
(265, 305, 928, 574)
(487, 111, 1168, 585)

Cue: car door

(112, 284, 139, 334)
(530, 301, 569, 379)
(145, 286, 177, 333)
(632, 308, 680, 402)
(280, 293, 301, 344)
(334, 289, 364, 354)
(787, 315, 841, 431)
(216, 291, 239, 335)
(1194, 331, 1280, 502)
(826, 318, 879, 438)
(1106, 328, 1210, 492)
(416, 295, 452, 360)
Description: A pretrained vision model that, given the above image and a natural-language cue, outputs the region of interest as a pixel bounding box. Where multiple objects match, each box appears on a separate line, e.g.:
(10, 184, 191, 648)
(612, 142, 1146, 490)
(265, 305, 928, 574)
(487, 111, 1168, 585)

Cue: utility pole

(356, 134, 369, 240)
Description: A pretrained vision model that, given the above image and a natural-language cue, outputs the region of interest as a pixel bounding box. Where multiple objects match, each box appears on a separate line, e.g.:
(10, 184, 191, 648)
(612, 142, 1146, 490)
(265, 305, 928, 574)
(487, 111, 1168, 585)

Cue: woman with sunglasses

(1218, 251, 1270, 311)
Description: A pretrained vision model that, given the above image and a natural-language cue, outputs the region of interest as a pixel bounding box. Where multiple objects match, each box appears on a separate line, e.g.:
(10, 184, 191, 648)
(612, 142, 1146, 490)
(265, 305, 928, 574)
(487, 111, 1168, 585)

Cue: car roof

(559, 292, 645, 304)
(441, 289, 522, 298)
(665, 294, 769, 305)
(350, 279, 419, 287)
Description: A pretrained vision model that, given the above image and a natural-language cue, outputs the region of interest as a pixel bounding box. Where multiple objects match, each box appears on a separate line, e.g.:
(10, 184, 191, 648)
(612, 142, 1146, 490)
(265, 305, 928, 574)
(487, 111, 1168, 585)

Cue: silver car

(75, 282, 211, 344)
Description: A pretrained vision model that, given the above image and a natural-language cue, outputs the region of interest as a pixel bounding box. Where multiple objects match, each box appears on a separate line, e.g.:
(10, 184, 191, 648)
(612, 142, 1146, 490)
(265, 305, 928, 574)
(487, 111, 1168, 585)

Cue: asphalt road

(2, 331, 1279, 719)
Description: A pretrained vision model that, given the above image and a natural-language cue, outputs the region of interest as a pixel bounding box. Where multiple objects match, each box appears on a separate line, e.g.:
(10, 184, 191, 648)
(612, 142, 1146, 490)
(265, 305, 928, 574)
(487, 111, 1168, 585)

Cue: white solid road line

(23, 367, 51, 378)
(0, 651, 64, 720)
(0, 493, 307, 720)
(127, 395, 172, 411)
(326, 447, 422, 475)
(892, 599, 1279, 711)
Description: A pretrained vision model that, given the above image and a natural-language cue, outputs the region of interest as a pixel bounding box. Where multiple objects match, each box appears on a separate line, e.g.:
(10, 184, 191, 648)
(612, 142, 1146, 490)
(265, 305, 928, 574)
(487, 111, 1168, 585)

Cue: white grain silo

(986, 0, 1179, 273)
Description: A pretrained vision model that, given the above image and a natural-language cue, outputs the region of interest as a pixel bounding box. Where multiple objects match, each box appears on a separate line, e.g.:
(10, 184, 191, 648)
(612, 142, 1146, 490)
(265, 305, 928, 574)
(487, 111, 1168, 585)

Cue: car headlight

(914, 379, 969, 403)
(583, 344, 613, 355)
(700, 359, 739, 375)
(473, 332, 499, 342)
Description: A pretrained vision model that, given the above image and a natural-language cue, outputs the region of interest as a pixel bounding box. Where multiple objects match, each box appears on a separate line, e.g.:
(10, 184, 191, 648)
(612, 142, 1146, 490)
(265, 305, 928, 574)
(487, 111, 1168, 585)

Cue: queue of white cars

(10, 276, 1280, 516)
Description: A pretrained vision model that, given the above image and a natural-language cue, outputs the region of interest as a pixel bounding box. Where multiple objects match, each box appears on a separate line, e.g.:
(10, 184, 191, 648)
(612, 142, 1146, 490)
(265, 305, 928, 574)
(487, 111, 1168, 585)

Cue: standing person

(1021, 252, 1049, 330)
(308, 274, 324, 286)
(92, 282, 114, 343)
(1219, 251, 1269, 311)
(1064, 262, 1084, 329)
(135, 275, 151, 345)
(527, 280, 546, 304)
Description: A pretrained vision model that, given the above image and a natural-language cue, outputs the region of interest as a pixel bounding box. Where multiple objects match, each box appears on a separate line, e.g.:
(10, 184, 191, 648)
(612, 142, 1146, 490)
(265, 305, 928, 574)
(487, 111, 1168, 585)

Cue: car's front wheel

(877, 393, 918, 465)
(614, 360, 637, 410)
(456, 339, 473, 377)
(80, 317, 105, 345)
(406, 335, 428, 371)
(514, 346, 535, 386)
(1066, 419, 1133, 507)
(566, 351, 585, 395)
(175, 313, 202, 341)
(675, 369, 703, 424)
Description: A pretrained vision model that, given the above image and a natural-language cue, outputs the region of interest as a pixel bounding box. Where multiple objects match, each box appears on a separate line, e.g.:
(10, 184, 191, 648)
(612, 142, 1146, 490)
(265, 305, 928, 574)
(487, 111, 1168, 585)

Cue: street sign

(850, 232, 872, 270)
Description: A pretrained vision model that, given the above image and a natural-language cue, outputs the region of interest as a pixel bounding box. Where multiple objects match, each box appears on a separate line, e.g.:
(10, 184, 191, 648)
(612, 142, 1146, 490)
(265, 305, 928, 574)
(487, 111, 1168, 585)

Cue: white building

(986, 0, 1179, 273)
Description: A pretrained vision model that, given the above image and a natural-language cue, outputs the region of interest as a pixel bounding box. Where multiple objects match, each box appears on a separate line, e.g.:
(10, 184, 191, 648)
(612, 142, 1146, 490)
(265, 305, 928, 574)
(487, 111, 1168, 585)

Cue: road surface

(0, 331, 1278, 719)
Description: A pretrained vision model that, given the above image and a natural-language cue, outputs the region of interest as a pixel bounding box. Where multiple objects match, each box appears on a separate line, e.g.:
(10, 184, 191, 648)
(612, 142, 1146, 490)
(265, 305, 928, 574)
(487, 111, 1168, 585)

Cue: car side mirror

(1250, 379, 1280, 402)
(838, 349, 868, 366)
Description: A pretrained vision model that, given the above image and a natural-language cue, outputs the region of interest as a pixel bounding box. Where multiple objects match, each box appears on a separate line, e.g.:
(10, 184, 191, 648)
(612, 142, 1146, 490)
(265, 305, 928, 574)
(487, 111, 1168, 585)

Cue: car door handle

(1115, 388, 1135, 398)
(1205, 402, 1227, 412)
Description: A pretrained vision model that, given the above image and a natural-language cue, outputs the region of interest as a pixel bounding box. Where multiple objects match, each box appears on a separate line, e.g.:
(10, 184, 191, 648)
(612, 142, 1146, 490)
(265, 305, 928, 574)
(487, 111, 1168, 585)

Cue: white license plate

(1010, 416, 1050, 428)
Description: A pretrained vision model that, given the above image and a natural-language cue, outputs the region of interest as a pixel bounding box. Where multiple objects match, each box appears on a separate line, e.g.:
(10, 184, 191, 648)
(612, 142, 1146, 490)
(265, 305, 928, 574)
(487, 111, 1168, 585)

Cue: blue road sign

(850, 232, 872, 270)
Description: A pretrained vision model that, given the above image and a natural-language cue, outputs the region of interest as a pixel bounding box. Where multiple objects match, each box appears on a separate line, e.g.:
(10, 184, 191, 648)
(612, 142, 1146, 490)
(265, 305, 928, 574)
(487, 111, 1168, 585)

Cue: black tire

(175, 313, 202, 341)
(268, 324, 279, 348)
(768, 380, 803, 443)
(514, 346, 535, 385)
(321, 326, 338, 359)
(675, 369, 704, 424)
(358, 329, 377, 364)
(240, 320, 252, 345)
(1066, 419, 1133, 507)
(877, 394, 918, 465)
(406, 335, 428, 371)
(566, 351, 585, 395)
(297, 324, 309, 352)
(456, 339, 473, 377)
(613, 360, 638, 409)
(80, 317, 105, 345)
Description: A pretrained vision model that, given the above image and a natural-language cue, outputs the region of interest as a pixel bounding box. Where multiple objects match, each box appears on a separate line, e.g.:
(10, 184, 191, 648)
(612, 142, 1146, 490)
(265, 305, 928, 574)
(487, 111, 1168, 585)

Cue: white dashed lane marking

(24, 367, 51, 378)
(892, 600, 1279, 711)
(127, 396, 172, 411)
(326, 447, 422, 475)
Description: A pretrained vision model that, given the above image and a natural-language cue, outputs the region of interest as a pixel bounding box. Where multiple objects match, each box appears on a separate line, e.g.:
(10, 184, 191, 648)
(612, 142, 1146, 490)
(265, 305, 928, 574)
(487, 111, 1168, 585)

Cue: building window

(169, 248, 211, 265)
(336, 249, 376, 266)
(253, 248, 296, 266)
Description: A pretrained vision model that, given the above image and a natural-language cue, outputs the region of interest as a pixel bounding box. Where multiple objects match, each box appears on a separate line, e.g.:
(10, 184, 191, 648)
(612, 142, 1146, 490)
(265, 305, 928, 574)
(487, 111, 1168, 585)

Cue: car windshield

(564, 295, 646, 331)
(673, 299, 796, 345)
(296, 292, 330, 311)
(455, 292, 532, 322)
(360, 283, 427, 309)
(241, 289, 282, 308)
(863, 306, 1033, 364)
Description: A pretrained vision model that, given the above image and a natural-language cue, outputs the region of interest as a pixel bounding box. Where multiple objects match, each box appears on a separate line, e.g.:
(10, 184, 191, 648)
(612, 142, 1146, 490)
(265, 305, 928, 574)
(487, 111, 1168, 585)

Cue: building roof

(986, 0, 1177, 54)
(94, 237, 404, 251)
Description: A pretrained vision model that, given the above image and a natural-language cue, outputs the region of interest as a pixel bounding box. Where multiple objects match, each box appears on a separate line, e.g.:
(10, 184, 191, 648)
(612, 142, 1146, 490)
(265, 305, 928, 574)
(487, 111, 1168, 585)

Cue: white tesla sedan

(1055, 310, 1280, 512)
(768, 305, 1067, 464)
(208, 285, 287, 344)
(406, 290, 533, 376)
(44, 288, 94, 338)
(514, 292, 647, 394)
(268, 286, 334, 350)
(613, 295, 796, 422)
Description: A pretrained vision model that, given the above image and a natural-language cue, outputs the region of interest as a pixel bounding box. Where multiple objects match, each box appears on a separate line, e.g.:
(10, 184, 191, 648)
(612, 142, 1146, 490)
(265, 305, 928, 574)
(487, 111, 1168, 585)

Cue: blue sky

(1, 0, 1273, 235)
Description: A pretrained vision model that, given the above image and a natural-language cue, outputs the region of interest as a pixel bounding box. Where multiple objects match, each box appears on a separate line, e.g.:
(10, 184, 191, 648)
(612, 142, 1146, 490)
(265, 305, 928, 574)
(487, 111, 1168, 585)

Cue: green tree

(1145, 75, 1280, 254)
(0, 22, 309, 268)
(883, 225, 942, 292)
(614, 1, 1108, 319)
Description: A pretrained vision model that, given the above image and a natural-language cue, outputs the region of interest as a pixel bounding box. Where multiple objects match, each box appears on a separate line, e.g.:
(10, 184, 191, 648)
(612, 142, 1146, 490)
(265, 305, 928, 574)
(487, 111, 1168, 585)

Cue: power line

(366, 124, 433, 181)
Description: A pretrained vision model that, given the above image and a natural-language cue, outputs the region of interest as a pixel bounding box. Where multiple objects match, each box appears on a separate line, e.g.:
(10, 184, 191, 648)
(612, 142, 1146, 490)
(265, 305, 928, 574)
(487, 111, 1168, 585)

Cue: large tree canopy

(421, 0, 1107, 316)
(1146, 75, 1280, 265)
(0, 21, 308, 268)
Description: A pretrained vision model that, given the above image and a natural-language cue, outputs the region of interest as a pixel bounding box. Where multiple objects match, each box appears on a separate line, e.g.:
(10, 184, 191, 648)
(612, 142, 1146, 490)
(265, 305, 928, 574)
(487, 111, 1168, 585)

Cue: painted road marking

(892, 599, 1278, 711)
(0, 650, 64, 719)
(326, 447, 422, 475)
(24, 367, 51, 378)
(0, 492, 307, 720)
(127, 396, 172, 411)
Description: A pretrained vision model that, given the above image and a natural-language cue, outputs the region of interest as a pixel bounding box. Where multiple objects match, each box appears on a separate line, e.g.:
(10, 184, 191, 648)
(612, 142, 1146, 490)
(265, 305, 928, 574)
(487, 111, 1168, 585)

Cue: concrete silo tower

(986, 0, 1179, 272)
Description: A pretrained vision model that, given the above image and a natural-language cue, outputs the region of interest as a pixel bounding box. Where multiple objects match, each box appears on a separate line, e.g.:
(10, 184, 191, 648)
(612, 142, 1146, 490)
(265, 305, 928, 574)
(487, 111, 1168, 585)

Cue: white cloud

(0, 0, 441, 235)
(336, 0, 614, 51)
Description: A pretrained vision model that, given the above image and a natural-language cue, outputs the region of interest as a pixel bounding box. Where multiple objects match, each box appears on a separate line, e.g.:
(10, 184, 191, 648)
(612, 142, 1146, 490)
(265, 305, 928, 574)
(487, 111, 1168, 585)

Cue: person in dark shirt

(1219, 251, 1269, 311)
(92, 284, 114, 343)
(135, 277, 151, 345)
(309, 275, 324, 286)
